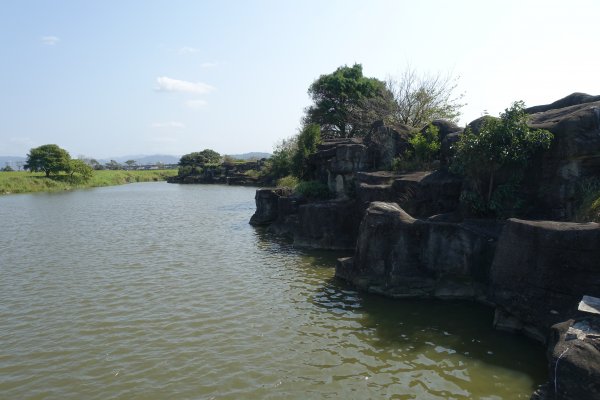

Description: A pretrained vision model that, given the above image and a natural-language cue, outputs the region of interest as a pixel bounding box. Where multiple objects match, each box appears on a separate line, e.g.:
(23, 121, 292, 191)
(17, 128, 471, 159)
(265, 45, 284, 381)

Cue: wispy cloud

(178, 46, 200, 55)
(155, 76, 214, 94)
(150, 121, 186, 129)
(200, 62, 218, 68)
(185, 99, 208, 109)
(41, 36, 60, 46)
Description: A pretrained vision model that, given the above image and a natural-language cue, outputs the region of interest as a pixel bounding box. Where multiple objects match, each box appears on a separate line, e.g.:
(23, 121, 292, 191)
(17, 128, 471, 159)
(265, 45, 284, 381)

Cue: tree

(305, 64, 394, 138)
(124, 160, 137, 169)
(387, 67, 465, 128)
(88, 159, 103, 170)
(266, 137, 297, 180)
(2, 165, 14, 172)
(105, 160, 121, 170)
(291, 124, 321, 180)
(67, 159, 94, 181)
(451, 101, 553, 215)
(24, 144, 71, 177)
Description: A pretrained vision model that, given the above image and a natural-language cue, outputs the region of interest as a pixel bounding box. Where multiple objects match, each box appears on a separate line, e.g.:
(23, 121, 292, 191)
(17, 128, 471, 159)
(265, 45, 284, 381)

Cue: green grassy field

(0, 170, 178, 195)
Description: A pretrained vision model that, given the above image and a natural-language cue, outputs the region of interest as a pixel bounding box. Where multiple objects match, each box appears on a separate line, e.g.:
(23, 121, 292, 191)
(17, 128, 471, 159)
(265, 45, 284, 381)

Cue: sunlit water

(0, 183, 546, 399)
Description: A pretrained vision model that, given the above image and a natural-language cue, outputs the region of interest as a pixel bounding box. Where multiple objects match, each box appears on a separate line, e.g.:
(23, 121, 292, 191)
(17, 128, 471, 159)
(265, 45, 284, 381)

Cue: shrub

(294, 180, 332, 200)
(409, 124, 441, 165)
(276, 175, 299, 189)
(575, 178, 600, 222)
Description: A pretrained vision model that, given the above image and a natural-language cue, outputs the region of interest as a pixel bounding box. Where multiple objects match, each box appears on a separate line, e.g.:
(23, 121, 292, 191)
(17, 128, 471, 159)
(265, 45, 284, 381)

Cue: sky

(1, 0, 599, 158)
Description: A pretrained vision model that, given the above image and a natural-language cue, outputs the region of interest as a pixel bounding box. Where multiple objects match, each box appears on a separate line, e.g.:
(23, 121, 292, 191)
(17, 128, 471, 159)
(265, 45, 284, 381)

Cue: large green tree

(25, 144, 71, 177)
(305, 64, 393, 138)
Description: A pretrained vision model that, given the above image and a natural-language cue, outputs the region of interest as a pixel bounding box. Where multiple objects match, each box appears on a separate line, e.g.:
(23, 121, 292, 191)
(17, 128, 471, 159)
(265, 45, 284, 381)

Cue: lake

(0, 182, 546, 399)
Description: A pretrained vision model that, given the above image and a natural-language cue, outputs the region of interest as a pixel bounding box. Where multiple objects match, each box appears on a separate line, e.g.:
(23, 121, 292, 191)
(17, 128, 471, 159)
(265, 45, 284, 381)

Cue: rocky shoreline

(250, 93, 600, 399)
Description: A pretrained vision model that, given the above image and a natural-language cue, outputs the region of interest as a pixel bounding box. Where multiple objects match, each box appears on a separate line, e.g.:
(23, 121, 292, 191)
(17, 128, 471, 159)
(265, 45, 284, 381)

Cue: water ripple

(0, 183, 545, 399)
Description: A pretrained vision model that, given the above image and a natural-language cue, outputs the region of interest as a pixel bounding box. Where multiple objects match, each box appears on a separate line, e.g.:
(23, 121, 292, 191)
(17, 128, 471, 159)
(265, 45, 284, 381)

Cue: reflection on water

(0, 183, 545, 399)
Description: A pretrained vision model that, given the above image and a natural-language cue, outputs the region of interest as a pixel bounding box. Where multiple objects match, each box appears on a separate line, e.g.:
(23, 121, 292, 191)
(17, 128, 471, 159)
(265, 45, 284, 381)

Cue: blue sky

(1, 0, 599, 158)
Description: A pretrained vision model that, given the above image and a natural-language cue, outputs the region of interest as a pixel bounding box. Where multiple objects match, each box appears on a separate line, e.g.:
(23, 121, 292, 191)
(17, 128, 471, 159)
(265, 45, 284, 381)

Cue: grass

(0, 169, 177, 195)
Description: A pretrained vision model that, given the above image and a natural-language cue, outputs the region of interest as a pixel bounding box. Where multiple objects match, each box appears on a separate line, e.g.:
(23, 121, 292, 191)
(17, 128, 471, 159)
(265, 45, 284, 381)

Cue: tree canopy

(179, 149, 221, 167)
(25, 144, 71, 177)
(305, 64, 393, 138)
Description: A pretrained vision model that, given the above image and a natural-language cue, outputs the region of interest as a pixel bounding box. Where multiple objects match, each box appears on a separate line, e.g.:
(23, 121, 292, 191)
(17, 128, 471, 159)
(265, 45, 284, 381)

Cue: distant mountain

(227, 152, 271, 160)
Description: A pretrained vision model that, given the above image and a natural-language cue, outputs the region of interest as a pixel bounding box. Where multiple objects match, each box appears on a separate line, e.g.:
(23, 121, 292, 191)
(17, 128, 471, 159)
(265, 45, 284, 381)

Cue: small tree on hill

(387, 67, 465, 128)
(25, 144, 71, 177)
(124, 160, 137, 169)
(67, 159, 94, 181)
(451, 101, 553, 216)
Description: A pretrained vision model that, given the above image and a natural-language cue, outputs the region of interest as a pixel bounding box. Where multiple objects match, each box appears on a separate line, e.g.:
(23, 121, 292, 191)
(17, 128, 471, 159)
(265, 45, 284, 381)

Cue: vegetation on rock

(451, 101, 553, 217)
(392, 124, 441, 172)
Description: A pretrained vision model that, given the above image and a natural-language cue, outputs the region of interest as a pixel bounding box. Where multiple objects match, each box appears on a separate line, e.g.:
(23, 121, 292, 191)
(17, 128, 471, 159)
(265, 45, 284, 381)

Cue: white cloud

(150, 121, 186, 129)
(178, 46, 200, 55)
(200, 61, 218, 68)
(155, 76, 214, 94)
(41, 36, 60, 45)
(185, 99, 208, 109)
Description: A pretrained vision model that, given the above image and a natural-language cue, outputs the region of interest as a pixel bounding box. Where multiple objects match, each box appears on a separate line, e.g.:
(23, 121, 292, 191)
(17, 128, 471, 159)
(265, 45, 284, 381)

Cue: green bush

(276, 175, 299, 189)
(294, 180, 332, 200)
(409, 124, 440, 165)
(575, 178, 600, 222)
(391, 124, 440, 172)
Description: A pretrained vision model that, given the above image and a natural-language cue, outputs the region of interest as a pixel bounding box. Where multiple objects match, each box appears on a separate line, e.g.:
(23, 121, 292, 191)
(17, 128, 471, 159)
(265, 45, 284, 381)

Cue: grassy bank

(0, 169, 177, 195)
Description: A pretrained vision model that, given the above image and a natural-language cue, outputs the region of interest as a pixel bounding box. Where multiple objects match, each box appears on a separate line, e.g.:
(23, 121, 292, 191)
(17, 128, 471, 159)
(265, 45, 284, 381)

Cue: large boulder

(364, 122, 411, 170)
(336, 202, 501, 299)
(535, 316, 600, 400)
(249, 188, 291, 226)
(293, 200, 361, 250)
(527, 97, 600, 219)
(489, 219, 600, 341)
(310, 138, 369, 198)
(526, 92, 600, 114)
(354, 171, 462, 218)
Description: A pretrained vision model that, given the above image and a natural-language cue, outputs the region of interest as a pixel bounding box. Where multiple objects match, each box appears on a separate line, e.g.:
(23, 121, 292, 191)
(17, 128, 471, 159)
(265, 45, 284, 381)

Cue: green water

(0, 182, 546, 399)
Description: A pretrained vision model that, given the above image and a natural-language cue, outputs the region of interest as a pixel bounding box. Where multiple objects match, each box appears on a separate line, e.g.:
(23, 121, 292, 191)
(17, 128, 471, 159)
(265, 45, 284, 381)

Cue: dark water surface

(0, 183, 546, 399)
